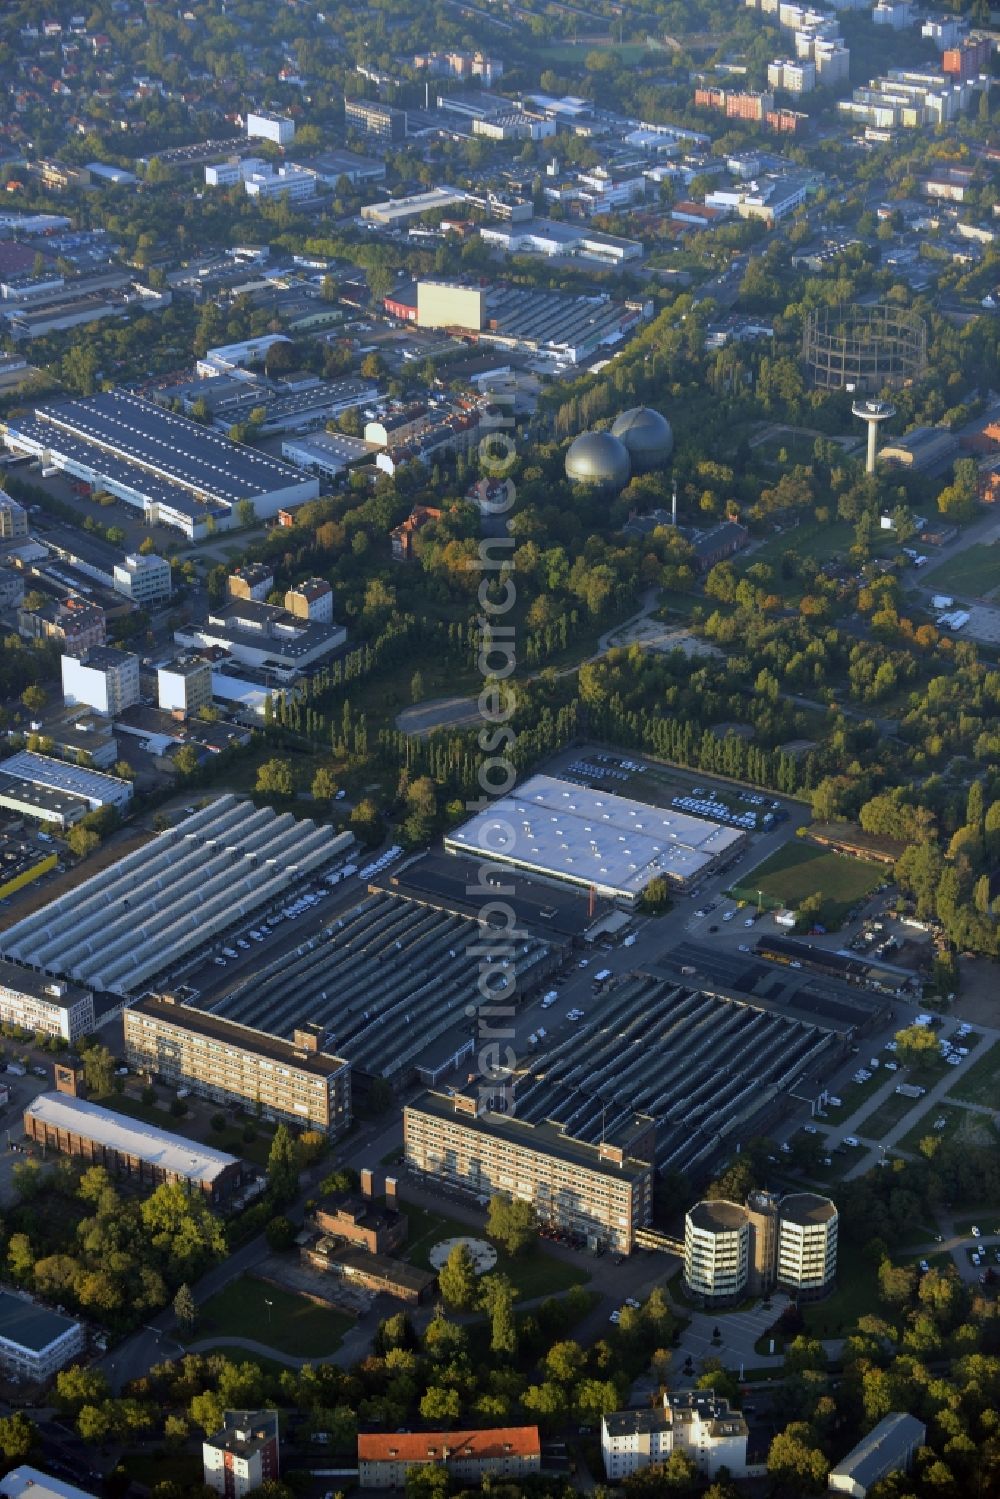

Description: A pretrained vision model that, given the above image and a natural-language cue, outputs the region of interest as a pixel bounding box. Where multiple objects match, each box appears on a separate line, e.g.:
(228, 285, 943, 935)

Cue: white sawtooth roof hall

(0, 795, 354, 996)
(445, 773, 746, 900)
(24, 1092, 238, 1186)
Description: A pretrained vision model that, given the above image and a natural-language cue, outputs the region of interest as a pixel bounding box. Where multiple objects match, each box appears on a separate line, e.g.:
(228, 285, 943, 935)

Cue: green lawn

(731, 840, 882, 927)
(820, 1071, 889, 1124)
(924, 541, 1000, 600)
(120, 1454, 204, 1489)
(896, 1101, 998, 1156)
(186, 1275, 354, 1357)
(802, 1243, 881, 1339)
(402, 1203, 590, 1300)
(854, 1089, 920, 1142)
(538, 41, 658, 64)
(947, 1041, 1000, 1107)
(739, 518, 892, 572)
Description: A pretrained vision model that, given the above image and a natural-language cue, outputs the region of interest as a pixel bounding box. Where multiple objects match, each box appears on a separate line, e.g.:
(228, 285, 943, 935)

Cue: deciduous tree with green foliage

(486, 1194, 537, 1256)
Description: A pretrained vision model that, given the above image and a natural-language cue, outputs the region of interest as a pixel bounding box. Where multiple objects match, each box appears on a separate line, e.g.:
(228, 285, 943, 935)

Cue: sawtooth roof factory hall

(2, 390, 318, 538)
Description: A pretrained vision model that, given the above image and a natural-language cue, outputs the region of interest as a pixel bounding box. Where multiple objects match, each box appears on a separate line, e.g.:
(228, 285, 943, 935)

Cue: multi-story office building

(684, 1191, 838, 1302)
(113, 551, 172, 605)
(0, 960, 93, 1042)
(204, 1411, 280, 1497)
(0, 1289, 86, 1383)
(61, 646, 140, 718)
(344, 98, 407, 141)
(124, 994, 352, 1138)
(602, 1392, 750, 1483)
(776, 1192, 839, 1296)
(246, 112, 295, 146)
(158, 654, 214, 715)
(684, 1201, 750, 1304)
(0, 493, 28, 540)
(404, 1086, 654, 1254)
(243, 165, 315, 201)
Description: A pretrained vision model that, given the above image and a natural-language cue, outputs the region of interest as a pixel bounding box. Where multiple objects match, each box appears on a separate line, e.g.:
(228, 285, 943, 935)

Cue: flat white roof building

(24, 1092, 242, 1197)
(1, 1470, 97, 1499)
(444, 774, 746, 902)
(1, 1471, 97, 1499)
(0, 749, 132, 811)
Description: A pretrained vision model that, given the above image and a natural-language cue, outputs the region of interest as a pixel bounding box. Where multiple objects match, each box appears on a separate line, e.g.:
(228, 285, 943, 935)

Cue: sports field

(732, 841, 882, 927)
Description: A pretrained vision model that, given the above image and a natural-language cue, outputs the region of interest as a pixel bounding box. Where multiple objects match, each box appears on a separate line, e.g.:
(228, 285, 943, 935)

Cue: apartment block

(404, 1086, 654, 1254)
(204, 1411, 279, 1498)
(124, 994, 352, 1138)
(246, 112, 294, 146)
(602, 1392, 751, 1483)
(284, 578, 333, 623)
(359, 1429, 540, 1489)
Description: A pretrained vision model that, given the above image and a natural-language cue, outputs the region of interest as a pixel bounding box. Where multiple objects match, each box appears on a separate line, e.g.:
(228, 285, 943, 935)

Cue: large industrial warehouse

(212, 889, 559, 1086)
(2, 391, 319, 538)
(445, 774, 747, 903)
(506, 972, 841, 1180)
(0, 796, 353, 997)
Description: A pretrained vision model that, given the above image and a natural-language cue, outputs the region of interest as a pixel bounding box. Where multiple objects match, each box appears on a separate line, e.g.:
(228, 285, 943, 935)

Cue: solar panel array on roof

(31, 391, 306, 506)
(484, 287, 630, 353)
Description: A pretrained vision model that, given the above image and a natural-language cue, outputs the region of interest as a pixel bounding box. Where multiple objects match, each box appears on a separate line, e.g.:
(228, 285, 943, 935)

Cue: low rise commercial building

(829, 1412, 926, 1496)
(23, 1092, 246, 1201)
(0, 960, 93, 1041)
(279, 431, 377, 482)
(113, 551, 171, 605)
(446, 773, 746, 902)
(0, 749, 132, 813)
(0, 1468, 98, 1499)
(0, 1289, 86, 1383)
(602, 1392, 750, 1483)
(61, 645, 140, 717)
(203, 1411, 280, 1497)
(358, 1429, 541, 1489)
(124, 994, 352, 1137)
(174, 598, 347, 672)
(361, 188, 467, 226)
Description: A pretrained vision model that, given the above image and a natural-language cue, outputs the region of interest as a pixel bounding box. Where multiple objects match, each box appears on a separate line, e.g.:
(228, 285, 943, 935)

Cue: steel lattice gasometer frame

(802, 303, 927, 393)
